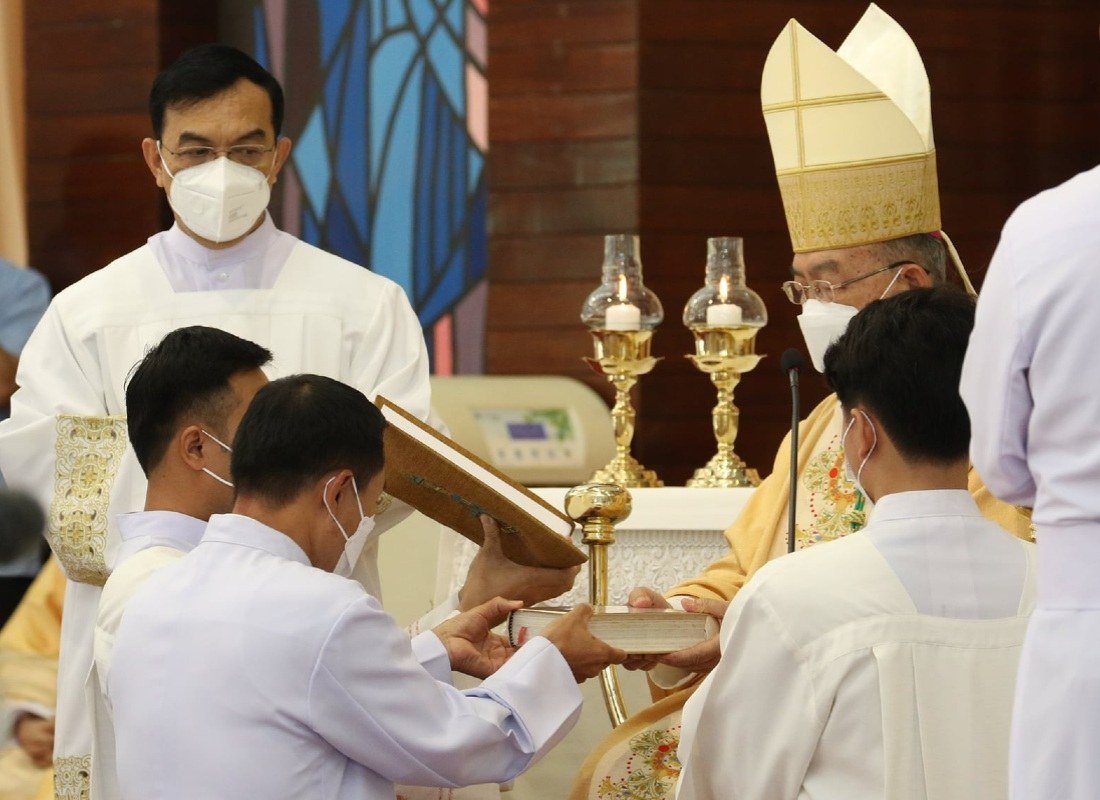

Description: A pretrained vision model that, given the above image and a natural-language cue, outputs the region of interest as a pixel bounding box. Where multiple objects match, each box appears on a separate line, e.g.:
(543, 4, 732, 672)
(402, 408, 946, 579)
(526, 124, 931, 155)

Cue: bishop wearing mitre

(571, 6, 1032, 799)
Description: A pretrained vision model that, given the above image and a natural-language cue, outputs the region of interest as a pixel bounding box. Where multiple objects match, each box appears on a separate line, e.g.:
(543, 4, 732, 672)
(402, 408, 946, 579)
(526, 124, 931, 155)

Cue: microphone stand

(781, 350, 803, 554)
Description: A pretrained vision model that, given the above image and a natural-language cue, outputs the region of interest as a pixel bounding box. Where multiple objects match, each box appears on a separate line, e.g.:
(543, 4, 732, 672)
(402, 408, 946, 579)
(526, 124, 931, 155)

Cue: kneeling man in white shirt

(676, 287, 1036, 800)
(108, 373, 625, 799)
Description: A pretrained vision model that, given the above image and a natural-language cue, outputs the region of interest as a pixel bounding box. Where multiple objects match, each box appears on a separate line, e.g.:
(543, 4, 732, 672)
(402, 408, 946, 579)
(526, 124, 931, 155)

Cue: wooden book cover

(376, 396, 587, 569)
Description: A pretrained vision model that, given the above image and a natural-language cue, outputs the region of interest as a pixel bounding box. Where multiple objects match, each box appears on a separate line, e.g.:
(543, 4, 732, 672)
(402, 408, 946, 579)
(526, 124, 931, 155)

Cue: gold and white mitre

(761, 4, 940, 253)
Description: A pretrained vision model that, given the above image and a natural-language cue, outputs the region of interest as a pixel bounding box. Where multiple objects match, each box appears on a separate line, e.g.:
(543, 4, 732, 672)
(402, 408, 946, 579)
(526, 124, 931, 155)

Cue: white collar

(201, 513, 312, 567)
(162, 212, 278, 270)
(868, 489, 981, 525)
(116, 510, 207, 553)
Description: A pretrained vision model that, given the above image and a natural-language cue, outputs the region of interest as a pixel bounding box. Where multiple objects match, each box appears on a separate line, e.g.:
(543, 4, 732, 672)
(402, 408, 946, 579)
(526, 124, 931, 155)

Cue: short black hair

(231, 375, 387, 504)
(126, 326, 272, 475)
(824, 286, 975, 463)
(149, 44, 284, 138)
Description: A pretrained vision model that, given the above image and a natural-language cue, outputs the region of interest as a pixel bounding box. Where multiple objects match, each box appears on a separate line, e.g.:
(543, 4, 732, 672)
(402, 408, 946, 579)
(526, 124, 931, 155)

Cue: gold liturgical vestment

(0, 559, 65, 800)
(569, 394, 1031, 800)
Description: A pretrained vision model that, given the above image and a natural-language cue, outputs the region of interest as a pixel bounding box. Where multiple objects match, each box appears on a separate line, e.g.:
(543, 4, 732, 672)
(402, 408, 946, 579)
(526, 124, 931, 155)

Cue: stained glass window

(234, 0, 489, 374)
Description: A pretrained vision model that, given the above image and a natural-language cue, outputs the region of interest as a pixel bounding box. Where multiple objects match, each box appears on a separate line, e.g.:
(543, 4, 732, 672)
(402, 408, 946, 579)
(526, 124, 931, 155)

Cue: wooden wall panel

(487, 0, 1100, 486)
(486, 1, 641, 414)
(24, 0, 217, 292)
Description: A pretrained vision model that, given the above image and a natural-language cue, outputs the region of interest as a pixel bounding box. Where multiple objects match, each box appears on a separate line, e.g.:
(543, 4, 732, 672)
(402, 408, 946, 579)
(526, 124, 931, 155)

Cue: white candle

(706, 303, 742, 326)
(606, 302, 642, 330)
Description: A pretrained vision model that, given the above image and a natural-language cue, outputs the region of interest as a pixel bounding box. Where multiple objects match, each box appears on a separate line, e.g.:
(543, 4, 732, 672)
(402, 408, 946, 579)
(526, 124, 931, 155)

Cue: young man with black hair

(0, 45, 576, 793)
(85, 325, 269, 799)
(674, 287, 1036, 800)
(108, 374, 625, 800)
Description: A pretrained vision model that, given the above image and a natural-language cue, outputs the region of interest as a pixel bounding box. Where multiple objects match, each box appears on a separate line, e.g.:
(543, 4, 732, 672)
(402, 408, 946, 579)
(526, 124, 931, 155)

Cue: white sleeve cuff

(475, 637, 582, 766)
(2, 701, 54, 746)
(411, 591, 461, 634)
(410, 631, 453, 684)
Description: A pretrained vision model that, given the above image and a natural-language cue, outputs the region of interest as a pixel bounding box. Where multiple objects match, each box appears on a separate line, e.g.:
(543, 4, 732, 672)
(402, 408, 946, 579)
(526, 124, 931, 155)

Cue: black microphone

(780, 349, 805, 554)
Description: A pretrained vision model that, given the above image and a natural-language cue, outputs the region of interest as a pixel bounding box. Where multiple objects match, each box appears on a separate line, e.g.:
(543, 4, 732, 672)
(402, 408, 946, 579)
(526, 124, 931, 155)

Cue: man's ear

(268, 137, 293, 186)
(903, 262, 934, 289)
(141, 138, 169, 188)
(177, 425, 206, 472)
(848, 408, 877, 464)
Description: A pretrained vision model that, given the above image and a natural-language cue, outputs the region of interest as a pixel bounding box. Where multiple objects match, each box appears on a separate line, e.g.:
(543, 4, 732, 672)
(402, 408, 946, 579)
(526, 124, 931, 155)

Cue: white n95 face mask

(161, 154, 271, 243)
(798, 299, 858, 373)
(324, 475, 376, 578)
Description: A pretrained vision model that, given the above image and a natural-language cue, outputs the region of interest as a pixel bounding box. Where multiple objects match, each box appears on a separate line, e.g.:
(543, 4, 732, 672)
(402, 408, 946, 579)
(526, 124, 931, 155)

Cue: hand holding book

(459, 516, 581, 611)
(623, 586, 726, 673)
(539, 605, 628, 683)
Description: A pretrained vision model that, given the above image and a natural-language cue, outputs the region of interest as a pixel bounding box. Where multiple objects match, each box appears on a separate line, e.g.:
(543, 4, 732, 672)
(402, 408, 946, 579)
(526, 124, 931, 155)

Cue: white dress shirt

(676, 490, 1035, 800)
(108, 513, 582, 800)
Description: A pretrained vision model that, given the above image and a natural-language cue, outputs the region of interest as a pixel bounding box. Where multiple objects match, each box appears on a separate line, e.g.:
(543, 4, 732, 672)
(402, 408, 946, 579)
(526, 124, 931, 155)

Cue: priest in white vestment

(676, 287, 1036, 800)
(960, 164, 1100, 800)
(107, 375, 625, 799)
(0, 45, 576, 798)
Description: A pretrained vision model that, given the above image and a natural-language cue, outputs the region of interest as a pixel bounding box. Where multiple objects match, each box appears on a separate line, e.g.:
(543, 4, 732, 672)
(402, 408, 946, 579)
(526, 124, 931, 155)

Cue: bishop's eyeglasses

(781, 260, 915, 305)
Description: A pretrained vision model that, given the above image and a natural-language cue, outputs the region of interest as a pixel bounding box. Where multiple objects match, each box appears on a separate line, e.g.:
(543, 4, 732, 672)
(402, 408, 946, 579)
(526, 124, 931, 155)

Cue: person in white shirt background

(960, 162, 1100, 800)
(108, 374, 626, 800)
(90, 325, 271, 800)
(0, 45, 577, 794)
(676, 287, 1036, 800)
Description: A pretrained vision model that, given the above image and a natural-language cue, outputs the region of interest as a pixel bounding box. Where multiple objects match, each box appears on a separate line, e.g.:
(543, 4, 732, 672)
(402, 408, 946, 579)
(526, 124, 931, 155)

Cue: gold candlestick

(686, 325, 763, 487)
(584, 329, 663, 488)
(565, 482, 632, 728)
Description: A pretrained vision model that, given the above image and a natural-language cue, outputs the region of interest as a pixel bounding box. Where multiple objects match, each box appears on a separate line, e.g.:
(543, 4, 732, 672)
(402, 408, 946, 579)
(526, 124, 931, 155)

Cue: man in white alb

(108, 374, 625, 799)
(961, 162, 1100, 799)
(0, 44, 576, 797)
(89, 325, 270, 799)
(676, 287, 1036, 800)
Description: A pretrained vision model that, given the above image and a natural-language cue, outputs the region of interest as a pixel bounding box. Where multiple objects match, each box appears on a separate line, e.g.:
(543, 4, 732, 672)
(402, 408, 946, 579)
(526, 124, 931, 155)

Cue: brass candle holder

(686, 326, 763, 487)
(683, 237, 767, 488)
(580, 234, 664, 488)
(584, 330, 663, 488)
(565, 482, 632, 728)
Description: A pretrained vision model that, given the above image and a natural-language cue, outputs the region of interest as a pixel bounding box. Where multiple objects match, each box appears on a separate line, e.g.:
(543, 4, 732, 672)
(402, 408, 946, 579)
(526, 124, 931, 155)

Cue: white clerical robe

(0, 216, 446, 797)
(676, 490, 1036, 800)
(960, 163, 1100, 800)
(90, 511, 453, 800)
(107, 513, 581, 800)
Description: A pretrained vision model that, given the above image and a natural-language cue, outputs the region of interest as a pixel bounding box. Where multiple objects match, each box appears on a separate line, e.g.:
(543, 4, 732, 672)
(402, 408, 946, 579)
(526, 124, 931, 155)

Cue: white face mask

(160, 150, 272, 243)
(798, 299, 858, 373)
(842, 410, 877, 500)
(200, 429, 234, 489)
(323, 475, 376, 578)
(797, 268, 906, 373)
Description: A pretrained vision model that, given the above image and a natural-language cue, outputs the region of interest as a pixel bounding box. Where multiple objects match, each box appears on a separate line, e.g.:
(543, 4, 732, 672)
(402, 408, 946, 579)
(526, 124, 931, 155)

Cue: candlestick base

(589, 453, 664, 489)
(686, 452, 759, 488)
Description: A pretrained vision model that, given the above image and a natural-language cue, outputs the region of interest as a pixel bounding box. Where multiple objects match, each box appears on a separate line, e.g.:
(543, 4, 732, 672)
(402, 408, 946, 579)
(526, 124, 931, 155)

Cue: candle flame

(617, 273, 628, 302)
(719, 274, 730, 302)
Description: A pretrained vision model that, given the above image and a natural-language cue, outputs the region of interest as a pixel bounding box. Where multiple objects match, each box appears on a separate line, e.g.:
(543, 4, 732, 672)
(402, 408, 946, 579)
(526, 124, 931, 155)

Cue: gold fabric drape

(0, 0, 28, 266)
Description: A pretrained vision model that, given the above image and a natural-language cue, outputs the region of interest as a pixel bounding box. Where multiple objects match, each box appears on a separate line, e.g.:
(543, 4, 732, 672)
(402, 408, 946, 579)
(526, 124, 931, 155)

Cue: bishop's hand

(433, 596, 521, 679)
(458, 515, 581, 611)
(15, 713, 54, 768)
(653, 597, 728, 673)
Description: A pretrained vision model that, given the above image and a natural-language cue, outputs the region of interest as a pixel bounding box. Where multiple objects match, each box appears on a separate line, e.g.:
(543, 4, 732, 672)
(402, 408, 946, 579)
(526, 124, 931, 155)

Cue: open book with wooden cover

(376, 396, 587, 569)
